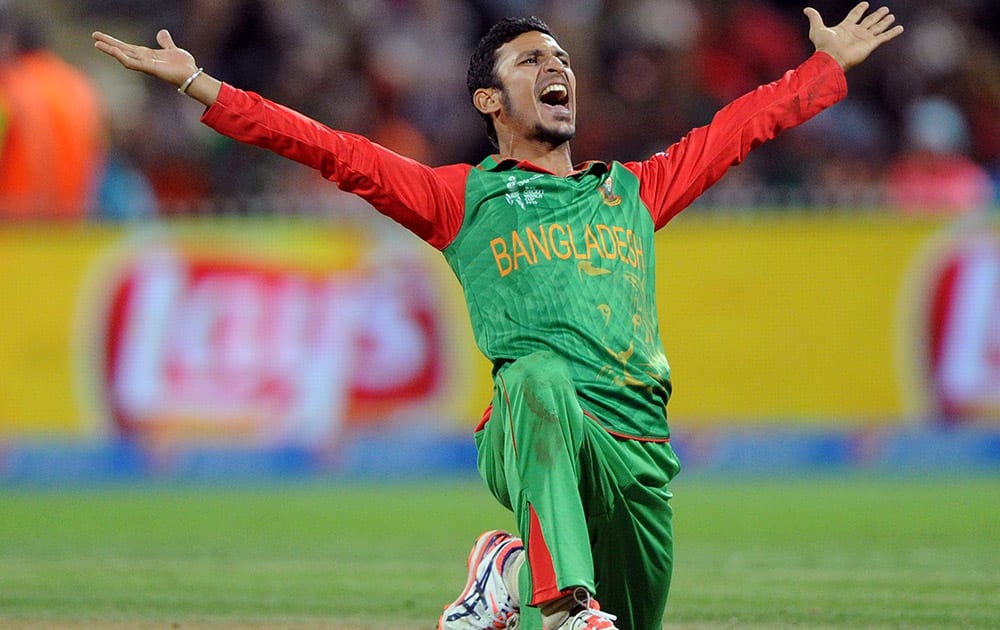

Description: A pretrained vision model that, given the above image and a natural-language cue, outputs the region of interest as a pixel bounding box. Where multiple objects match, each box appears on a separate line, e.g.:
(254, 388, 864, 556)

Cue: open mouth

(539, 83, 571, 113)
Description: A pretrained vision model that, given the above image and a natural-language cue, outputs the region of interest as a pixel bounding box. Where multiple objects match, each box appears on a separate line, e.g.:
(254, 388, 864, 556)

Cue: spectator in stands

(0, 6, 107, 219)
(885, 96, 995, 214)
(75, 0, 1000, 214)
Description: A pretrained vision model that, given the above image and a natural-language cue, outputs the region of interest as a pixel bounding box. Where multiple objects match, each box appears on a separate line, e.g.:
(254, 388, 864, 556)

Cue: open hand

(92, 29, 199, 87)
(804, 2, 903, 71)
(93, 29, 220, 104)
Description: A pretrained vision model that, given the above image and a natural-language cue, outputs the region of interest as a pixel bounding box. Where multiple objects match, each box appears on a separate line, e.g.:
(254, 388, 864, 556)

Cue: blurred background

(0, 0, 998, 482)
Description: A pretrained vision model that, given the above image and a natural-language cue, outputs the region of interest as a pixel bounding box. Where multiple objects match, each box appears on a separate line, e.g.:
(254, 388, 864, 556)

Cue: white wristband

(177, 67, 204, 94)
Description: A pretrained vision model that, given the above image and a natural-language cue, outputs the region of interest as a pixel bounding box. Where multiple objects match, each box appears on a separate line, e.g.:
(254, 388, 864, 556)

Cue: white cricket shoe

(439, 529, 523, 630)
(545, 588, 619, 630)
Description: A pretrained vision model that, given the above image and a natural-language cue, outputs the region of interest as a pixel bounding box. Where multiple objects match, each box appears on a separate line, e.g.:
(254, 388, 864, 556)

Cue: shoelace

(568, 588, 617, 630)
(453, 545, 520, 627)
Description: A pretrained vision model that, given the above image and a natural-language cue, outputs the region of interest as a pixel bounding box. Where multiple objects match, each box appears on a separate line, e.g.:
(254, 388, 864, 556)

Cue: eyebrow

(518, 47, 570, 61)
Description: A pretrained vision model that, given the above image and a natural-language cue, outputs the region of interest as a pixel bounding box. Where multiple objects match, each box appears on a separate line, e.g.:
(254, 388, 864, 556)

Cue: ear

(473, 87, 502, 115)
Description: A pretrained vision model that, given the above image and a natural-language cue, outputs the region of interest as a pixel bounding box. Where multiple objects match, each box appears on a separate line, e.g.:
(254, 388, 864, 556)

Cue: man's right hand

(92, 29, 221, 106)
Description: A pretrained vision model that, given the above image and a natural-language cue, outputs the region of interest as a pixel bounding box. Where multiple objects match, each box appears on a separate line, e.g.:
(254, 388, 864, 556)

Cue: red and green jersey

(201, 51, 848, 440)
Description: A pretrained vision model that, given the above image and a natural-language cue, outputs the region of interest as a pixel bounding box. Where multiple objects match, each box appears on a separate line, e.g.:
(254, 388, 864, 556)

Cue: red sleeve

(200, 83, 469, 250)
(626, 51, 848, 230)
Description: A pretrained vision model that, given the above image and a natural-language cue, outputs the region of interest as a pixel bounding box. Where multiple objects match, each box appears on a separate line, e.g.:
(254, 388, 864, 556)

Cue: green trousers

(475, 351, 681, 630)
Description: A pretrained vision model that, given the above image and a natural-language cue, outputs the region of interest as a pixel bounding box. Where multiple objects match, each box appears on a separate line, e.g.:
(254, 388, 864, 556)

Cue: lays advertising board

(103, 249, 444, 444)
(0, 212, 997, 449)
(0, 220, 489, 445)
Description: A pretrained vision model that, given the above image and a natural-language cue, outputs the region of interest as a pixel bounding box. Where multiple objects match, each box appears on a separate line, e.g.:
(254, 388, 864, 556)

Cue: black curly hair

(467, 16, 554, 149)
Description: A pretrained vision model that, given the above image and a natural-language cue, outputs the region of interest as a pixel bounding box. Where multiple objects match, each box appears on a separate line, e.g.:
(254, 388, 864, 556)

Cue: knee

(500, 351, 584, 435)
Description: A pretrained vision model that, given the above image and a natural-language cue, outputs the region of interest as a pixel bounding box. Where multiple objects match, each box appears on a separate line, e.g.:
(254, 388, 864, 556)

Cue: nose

(542, 55, 566, 72)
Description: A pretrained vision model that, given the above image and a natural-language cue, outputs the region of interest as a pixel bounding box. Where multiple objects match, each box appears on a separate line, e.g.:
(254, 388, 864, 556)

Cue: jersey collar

(477, 155, 609, 177)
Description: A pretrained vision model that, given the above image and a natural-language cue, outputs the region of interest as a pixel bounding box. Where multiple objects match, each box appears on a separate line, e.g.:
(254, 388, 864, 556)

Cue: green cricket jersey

(445, 159, 672, 438)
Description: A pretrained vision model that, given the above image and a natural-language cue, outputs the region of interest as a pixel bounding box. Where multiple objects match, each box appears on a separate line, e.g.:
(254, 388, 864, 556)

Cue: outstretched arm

(92, 29, 221, 106)
(93, 27, 469, 249)
(805, 1, 903, 71)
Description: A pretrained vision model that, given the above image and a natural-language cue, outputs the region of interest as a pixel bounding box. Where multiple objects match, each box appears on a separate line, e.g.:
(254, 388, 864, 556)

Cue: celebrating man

(93, 4, 902, 628)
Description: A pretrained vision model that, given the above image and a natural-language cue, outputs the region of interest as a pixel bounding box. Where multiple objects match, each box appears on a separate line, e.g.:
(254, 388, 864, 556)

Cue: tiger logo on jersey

(599, 176, 622, 206)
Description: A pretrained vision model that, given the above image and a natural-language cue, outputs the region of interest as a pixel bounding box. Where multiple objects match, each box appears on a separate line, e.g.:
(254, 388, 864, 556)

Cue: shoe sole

(438, 529, 514, 630)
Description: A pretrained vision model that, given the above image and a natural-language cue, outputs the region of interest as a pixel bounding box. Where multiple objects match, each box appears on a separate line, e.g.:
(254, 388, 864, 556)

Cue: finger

(91, 39, 115, 56)
(844, 1, 870, 25)
(877, 23, 904, 43)
(860, 6, 890, 29)
(803, 7, 825, 30)
(91, 33, 124, 57)
(91, 31, 133, 51)
(93, 33, 150, 69)
(93, 40, 135, 67)
(156, 29, 176, 50)
(869, 12, 897, 35)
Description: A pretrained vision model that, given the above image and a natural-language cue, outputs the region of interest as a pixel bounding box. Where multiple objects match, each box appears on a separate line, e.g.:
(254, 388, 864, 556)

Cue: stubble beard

(530, 122, 575, 147)
(502, 90, 575, 147)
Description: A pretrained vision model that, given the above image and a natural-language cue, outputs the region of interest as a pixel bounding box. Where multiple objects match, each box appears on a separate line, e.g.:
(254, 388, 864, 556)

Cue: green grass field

(1, 475, 998, 629)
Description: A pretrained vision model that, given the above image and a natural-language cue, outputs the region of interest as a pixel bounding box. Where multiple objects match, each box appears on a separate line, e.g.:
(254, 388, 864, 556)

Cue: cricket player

(92, 3, 902, 628)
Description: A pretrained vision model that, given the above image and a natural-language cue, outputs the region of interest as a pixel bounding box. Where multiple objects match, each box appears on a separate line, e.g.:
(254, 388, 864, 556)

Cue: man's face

(492, 31, 576, 147)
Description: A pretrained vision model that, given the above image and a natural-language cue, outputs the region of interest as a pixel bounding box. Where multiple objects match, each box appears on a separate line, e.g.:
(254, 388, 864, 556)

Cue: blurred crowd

(1, 0, 998, 220)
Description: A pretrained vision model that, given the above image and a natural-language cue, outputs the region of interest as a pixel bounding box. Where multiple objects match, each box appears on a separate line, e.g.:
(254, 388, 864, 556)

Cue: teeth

(541, 84, 567, 96)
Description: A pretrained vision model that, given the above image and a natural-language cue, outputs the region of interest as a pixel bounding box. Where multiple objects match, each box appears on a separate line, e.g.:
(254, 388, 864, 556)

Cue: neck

(497, 136, 574, 176)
